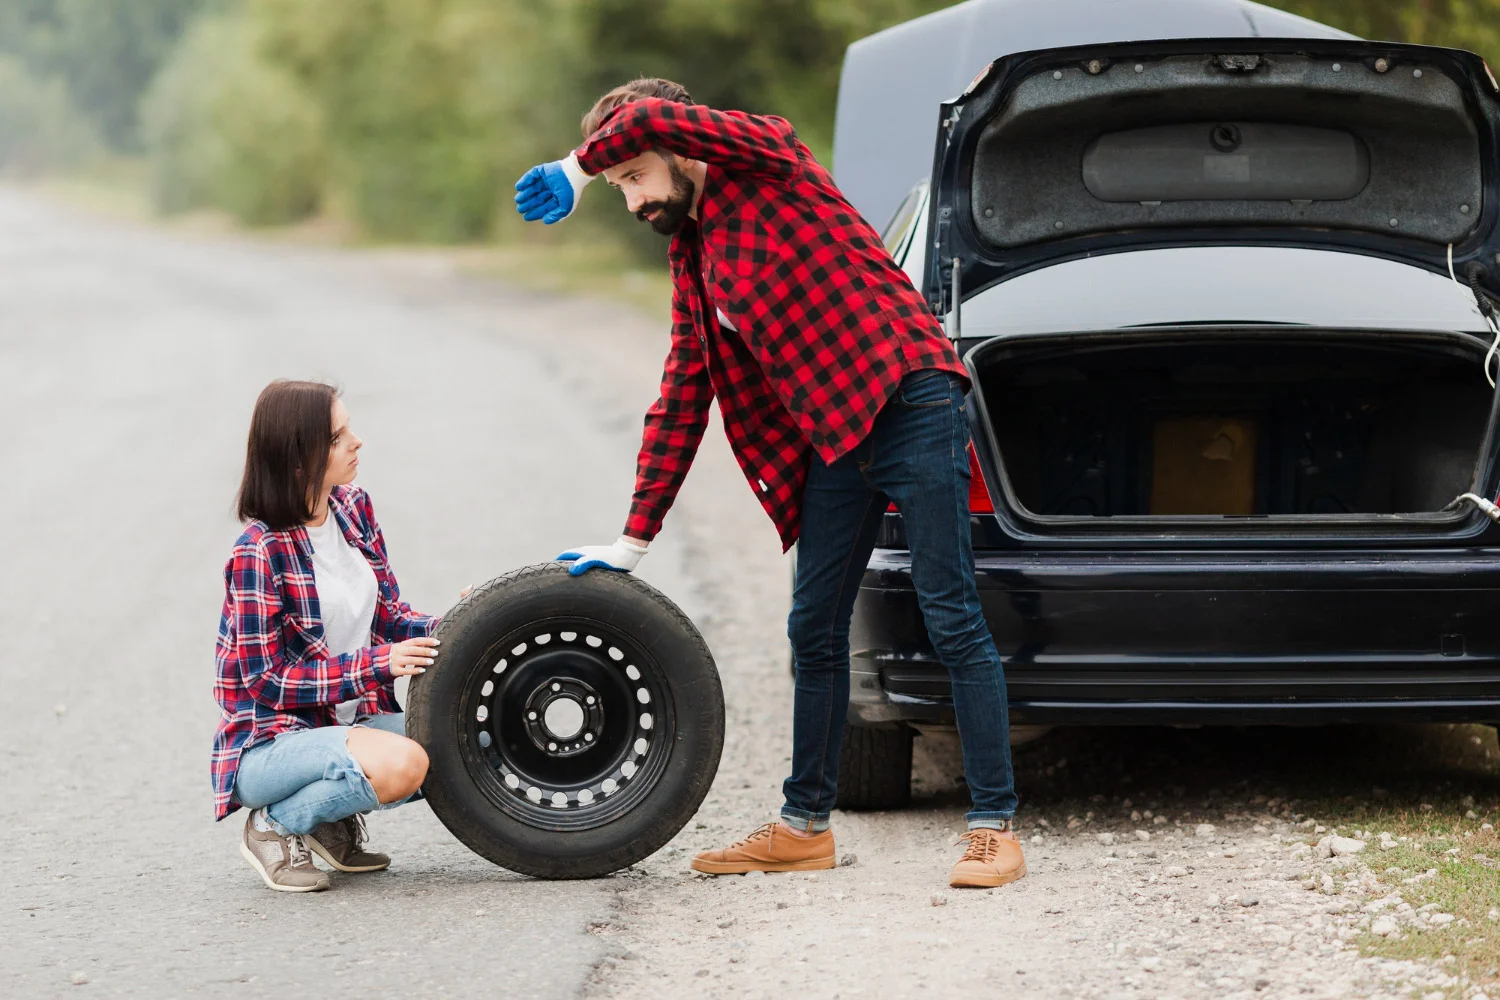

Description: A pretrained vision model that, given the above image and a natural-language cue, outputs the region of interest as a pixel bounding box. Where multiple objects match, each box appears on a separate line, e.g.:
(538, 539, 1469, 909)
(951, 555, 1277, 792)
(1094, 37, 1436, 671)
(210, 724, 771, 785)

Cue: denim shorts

(234, 713, 414, 836)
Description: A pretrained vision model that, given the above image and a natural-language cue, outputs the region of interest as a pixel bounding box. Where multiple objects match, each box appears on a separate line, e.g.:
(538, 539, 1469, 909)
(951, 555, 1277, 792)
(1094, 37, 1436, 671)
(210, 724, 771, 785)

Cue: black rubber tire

(835, 724, 913, 811)
(406, 563, 724, 879)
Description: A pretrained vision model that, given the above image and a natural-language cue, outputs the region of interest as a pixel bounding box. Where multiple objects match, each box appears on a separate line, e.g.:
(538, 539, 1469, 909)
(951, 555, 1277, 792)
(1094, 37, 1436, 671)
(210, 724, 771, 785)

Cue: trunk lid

(927, 39, 1500, 316)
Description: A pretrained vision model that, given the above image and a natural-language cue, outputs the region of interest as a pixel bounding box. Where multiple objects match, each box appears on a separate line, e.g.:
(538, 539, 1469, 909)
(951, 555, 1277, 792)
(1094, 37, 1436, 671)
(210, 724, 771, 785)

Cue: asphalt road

(0, 187, 722, 998)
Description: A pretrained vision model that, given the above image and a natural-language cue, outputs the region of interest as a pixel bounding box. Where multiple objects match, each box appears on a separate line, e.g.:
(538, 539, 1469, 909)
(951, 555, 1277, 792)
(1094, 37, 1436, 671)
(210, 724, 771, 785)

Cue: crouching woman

(211, 380, 446, 893)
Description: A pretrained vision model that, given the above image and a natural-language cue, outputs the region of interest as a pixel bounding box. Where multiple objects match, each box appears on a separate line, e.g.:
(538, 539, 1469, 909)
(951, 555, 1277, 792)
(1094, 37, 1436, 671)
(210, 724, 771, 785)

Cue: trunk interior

(973, 333, 1496, 521)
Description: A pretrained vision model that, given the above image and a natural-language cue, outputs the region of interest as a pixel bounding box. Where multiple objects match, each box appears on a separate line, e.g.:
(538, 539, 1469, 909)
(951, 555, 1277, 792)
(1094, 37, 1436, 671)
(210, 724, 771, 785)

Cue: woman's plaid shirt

(575, 99, 967, 551)
(210, 484, 436, 819)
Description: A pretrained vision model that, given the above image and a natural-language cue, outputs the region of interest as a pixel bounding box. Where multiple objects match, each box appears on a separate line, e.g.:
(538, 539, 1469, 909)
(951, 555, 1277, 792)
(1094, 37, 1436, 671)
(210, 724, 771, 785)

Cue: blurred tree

(1269, 0, 1499, 64)
(142, 9, 325, 224)
(0, 0, 209, 151)
(0, 55, 98, 173)
(248, 0, 572, 241)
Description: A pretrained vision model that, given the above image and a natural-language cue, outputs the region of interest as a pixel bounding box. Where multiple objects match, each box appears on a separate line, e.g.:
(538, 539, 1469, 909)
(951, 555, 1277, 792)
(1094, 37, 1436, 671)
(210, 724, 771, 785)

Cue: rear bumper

(848, 546, 1500, 728)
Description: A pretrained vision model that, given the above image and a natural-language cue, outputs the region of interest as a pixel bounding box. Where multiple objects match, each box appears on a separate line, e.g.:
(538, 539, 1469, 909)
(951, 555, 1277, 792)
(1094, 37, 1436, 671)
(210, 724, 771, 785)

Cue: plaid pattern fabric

(575, 99, 966, 550)
(210, 484, 436, 819)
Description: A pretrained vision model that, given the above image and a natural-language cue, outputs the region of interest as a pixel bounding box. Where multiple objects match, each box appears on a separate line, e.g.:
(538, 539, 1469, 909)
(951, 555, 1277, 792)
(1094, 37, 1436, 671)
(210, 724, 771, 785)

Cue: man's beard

(636, 163, 696, 236)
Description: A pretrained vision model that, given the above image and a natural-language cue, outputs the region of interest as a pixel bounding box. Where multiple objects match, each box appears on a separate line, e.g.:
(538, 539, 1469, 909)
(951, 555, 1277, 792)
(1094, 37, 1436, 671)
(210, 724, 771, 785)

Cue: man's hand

(556, 537, 649, 576)
(514, 153, 594, 224)
(389, 637, 440, 676)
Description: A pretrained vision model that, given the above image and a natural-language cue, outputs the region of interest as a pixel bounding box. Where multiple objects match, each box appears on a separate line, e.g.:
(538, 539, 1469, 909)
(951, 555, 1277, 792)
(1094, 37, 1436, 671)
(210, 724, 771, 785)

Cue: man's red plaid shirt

(210, 485, 437, 820)
(575, 99, 967, 551)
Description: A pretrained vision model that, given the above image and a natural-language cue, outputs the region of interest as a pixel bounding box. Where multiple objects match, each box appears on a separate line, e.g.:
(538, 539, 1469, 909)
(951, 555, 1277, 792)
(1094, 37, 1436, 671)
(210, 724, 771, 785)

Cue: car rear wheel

(406, 563, 724, 879)
(835, 724, 913, 811)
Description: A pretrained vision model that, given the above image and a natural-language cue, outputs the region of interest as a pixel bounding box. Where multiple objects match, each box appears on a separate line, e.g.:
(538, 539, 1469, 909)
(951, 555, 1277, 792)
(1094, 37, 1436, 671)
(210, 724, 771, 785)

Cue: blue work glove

(514, 153, 595, 224)
(556, 538, 649, 576)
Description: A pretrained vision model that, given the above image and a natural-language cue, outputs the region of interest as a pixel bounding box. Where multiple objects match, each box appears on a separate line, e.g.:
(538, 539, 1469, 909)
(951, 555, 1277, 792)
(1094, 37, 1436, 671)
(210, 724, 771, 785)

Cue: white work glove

(555, 538, 648, 576)
(513, 153, 595, 224)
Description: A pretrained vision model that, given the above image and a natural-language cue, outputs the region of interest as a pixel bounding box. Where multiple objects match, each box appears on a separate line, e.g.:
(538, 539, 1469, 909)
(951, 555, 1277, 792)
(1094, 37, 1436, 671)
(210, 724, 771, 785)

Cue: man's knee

(930, 620, 1000, 673)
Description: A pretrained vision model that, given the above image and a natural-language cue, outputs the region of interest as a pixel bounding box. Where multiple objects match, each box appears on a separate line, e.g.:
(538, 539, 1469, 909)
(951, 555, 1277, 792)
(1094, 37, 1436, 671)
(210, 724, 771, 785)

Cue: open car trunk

(969, 331, 1499, 529)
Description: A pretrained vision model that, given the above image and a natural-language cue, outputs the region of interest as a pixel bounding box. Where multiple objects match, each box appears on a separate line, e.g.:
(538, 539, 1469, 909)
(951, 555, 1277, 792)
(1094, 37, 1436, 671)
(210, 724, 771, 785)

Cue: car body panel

(851, 545, 1500, 725)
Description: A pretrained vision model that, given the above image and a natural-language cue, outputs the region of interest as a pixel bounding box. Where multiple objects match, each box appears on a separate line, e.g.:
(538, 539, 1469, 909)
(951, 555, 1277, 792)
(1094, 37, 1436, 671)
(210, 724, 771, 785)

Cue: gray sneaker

(240, 812, 331, 892)
(307, 814, 390, 873)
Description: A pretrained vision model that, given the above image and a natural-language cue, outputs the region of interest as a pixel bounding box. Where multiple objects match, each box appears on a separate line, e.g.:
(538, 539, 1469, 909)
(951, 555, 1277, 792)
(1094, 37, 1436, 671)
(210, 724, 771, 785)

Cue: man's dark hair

(582, 77, 693, 138)
(236, 380, 339, 529)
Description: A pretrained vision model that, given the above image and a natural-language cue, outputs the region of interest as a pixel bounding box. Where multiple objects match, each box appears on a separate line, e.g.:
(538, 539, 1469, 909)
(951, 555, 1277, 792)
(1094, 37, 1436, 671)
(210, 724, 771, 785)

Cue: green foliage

(0, 55, 99, 173)
(0, 0, 208, 151)
(141, 11, 325, 225)
(1268, 0, 1500, 65)
(245, 0, 576, 242)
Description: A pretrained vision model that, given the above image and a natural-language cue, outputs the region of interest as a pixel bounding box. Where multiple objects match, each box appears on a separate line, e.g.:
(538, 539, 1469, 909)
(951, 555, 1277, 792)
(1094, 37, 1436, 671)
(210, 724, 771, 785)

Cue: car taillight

(967, 445, 995, 514)
(885, 444, 995, 514)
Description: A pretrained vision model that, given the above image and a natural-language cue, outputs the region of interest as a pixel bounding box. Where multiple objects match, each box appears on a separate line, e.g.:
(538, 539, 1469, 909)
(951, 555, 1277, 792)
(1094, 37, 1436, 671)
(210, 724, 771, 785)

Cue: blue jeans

(782, 369, 1017, 832)
(234, 713, 415, 836)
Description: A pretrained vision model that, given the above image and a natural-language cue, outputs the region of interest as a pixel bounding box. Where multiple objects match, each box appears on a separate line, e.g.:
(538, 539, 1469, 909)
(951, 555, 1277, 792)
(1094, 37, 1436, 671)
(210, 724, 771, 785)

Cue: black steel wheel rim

(457, 616, 676, 832)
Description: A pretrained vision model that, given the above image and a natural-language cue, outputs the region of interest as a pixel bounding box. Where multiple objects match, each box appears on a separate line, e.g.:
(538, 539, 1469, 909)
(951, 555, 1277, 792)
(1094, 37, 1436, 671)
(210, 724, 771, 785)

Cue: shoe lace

(348, 813, 368, 851)
(287, 833, 313, 868)
(731, 822, 778, 848)
(956, 829, 1006, 864)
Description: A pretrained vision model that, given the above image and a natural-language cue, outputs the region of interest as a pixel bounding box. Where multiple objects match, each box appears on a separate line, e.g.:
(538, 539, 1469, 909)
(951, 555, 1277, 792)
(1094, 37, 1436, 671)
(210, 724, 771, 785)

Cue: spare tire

(406, 563, 724, 879)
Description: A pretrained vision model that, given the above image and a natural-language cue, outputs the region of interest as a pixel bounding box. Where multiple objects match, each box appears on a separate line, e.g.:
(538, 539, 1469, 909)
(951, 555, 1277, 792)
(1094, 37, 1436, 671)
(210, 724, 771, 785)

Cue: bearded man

(513, 78, 1024, 889)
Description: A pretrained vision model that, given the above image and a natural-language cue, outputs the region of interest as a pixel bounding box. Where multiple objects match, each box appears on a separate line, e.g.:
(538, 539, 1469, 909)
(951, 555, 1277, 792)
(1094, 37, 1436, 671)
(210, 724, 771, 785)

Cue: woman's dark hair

(236, 380, 340, 529)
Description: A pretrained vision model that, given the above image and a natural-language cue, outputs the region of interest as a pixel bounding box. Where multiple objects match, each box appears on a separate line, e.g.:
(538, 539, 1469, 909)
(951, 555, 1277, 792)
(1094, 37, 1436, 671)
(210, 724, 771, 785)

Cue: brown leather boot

(690, 822, 837, 875)
(949, 828, 1027, 888)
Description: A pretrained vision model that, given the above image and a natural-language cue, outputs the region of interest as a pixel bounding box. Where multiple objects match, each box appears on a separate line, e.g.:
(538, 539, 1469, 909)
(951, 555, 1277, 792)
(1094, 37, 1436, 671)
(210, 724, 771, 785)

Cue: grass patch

(1350, 826, 1500, 989)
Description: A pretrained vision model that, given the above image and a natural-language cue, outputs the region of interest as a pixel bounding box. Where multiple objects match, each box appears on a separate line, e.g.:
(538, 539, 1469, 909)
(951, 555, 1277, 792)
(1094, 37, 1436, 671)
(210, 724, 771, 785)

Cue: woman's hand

(459, 584, 474, 599)
(389, 636, 440, 676)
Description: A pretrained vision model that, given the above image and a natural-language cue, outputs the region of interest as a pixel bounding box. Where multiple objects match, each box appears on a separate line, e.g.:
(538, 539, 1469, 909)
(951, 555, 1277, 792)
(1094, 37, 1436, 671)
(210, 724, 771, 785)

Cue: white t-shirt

(305, 513, 379, 725)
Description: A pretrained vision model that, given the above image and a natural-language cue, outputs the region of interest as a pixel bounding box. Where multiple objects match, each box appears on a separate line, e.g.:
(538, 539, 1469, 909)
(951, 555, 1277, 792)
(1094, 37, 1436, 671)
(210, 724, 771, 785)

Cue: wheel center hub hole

(520, 676, 605, 757)
(543, 697, 585, 740)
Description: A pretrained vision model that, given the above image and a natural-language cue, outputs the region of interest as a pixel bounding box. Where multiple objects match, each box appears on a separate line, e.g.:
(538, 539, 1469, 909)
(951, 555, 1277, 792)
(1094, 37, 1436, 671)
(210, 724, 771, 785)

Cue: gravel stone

(1329, 837, 1366, 857)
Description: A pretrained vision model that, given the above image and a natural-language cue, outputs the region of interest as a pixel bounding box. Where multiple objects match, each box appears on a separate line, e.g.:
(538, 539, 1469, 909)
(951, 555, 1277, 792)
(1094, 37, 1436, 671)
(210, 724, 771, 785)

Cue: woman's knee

(395, 739, 429, 797)
(346, 728, 428, 803)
